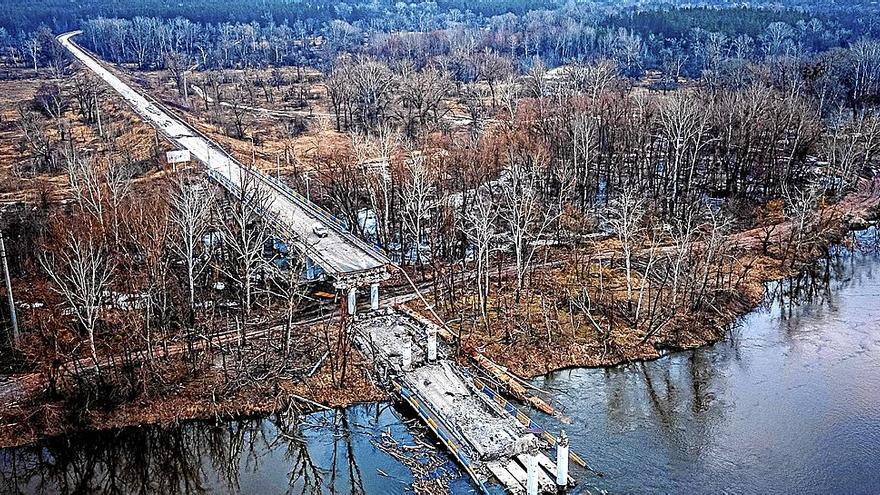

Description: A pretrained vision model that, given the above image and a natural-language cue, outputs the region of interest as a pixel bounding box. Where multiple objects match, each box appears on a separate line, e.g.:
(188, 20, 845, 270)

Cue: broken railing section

(472, 376, 588, 481)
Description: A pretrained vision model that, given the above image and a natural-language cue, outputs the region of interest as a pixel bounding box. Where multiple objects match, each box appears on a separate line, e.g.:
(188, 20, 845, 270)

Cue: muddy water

(532, 228, 880, 494)
(2, 230, 879, 494)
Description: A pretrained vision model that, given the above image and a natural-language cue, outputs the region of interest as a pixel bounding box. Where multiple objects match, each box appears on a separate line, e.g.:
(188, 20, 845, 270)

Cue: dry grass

(0, 68, 175, 206)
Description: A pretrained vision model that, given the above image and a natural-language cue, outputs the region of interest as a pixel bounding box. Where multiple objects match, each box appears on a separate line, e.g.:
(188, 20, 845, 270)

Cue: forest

(0, 0, 878, 458)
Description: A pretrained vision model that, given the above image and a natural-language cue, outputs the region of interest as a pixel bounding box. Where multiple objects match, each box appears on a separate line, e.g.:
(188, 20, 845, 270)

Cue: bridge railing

(65, 34, 389, 278)
(155, 93, 389, 264)
(257, 170, 390, 262)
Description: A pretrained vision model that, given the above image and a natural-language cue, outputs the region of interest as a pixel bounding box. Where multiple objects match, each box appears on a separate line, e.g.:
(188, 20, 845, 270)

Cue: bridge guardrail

(134, 76, 389, 266)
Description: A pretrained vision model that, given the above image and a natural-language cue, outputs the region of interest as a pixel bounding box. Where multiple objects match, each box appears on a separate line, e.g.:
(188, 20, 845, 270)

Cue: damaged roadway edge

(352, 311, 566, 494)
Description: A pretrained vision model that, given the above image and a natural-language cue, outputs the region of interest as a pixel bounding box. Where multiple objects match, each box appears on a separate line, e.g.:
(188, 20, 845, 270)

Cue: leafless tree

(16, 106, 59, 173)
(41, 233, 113, 370)
(104, 158, 134, 245)
(564, 58, 619, 99)
(851, 38, 880, 108)
(349, 57, 396, 131)
(500, 149, 558, 301)
(66, 151, 105, 231)
(217, 169, 274, 317)
(399, 154, 435, 268)
(169, 174, 215, 322)
(657, 90, 712, 214)
(23, 35, 40, 72)
(397, 63, 452, 136)
(602, 186, 646, 309)
(782, 182, 824, 264)
(461, 191, 498, 329)
(271, 246, 307, 358)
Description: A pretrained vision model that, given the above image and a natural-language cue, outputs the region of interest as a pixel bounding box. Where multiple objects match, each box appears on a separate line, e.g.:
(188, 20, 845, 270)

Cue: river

(1, 229, 878, 494)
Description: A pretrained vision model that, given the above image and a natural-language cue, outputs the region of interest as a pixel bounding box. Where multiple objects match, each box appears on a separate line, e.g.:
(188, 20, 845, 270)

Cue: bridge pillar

(305, 257, 315, 280)
(347, 287, 357, 316)
(427, 328, 437, 363)
(526, 445, 539, 495)
(556, 430, 569, 490)
(370, 283, 379, 311)
(402, 339, 413, 371)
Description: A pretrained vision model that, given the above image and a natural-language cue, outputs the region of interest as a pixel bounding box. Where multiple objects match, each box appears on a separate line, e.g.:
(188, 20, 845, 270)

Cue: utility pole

(0, 230, 19, 346)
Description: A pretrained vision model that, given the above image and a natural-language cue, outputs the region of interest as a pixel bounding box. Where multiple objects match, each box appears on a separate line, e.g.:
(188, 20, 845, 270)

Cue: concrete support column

(402, 339, 412, 371)
(556, 430, 569, 490)
(305, 256, 315, 280)
(526, 446, 539, 495)
(370, 283, 379, 311)
(427, 328, 437, 363)
(347, 287, 356, 316)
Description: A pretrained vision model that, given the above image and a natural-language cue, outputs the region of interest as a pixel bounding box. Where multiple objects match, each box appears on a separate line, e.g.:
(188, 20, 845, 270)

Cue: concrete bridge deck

(353, 312, 573, 494)
(58, 31, 389, 289)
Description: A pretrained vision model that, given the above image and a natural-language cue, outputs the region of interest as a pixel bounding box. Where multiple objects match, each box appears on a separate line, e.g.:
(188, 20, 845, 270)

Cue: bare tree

(602, 187, 646, 309)
(104, 158, 134, 245)
(349, 57, 395, 131)
(399, 154, 435, 268)
(169, 174, 214, 323)
(461, 191, 498, 329)
(397, 64, 452, 136)
(782, 182, 824, 264)
(23, 35, 40, 72)
(657, 90, 712, 214)
(271, 246, 307, 358)
(217, 169, 273, 317)
(564, 59, 619, 99)
(66, 151, 105, 231)
(500, 149, 558, 301)
(41, 233, 113, 370)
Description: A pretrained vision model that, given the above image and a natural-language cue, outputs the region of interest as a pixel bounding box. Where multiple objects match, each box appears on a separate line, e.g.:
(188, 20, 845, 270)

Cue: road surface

(57, 31, 389, 286)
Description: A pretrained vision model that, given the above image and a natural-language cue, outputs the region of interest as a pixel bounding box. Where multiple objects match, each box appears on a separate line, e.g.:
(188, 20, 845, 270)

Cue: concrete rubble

(353, 313, 562, 494)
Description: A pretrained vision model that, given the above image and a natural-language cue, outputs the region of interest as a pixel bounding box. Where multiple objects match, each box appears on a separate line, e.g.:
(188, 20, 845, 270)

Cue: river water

(1, 229, 878, 494)
(531, 228, 880, 494)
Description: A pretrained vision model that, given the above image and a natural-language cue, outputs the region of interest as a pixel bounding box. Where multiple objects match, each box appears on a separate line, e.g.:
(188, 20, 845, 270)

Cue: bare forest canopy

(2, 1, 879, 95)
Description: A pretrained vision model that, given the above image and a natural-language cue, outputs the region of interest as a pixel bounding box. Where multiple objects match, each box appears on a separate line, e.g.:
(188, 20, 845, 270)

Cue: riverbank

(0, 345, 386, 449)
(429, 177, 880, 379)
(0, 178, 877, 451)
(528, 238, 880, 493)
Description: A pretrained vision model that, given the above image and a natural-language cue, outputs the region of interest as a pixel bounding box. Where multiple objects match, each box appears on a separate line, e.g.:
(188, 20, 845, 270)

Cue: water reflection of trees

(597, 343, 728, 463)
(0, 407, 379, 495)
(767, 229, 879, 323)
(0, 423, 211, 494)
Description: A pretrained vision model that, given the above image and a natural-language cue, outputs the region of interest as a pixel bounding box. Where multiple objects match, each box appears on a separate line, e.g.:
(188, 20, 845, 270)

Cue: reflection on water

(534, 228, 880, 494)
(0, 403, 467, 494)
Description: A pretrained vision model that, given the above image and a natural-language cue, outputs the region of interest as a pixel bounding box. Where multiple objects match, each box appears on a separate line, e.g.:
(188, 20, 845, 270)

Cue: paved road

(58, 31, 389, 284)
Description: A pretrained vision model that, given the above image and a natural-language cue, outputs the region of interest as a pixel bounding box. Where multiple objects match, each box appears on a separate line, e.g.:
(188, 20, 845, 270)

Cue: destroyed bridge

(59, 30, 581, 494)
